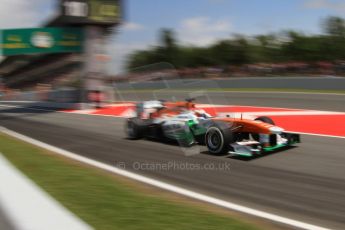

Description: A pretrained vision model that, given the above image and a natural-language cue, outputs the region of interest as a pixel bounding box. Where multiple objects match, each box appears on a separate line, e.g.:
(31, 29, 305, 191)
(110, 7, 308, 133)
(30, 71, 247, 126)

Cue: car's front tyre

(205, 123, 234, 154)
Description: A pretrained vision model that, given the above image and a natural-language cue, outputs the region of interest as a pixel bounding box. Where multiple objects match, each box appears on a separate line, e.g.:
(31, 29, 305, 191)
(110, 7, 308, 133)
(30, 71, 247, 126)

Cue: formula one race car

(125, 99, 300, 157)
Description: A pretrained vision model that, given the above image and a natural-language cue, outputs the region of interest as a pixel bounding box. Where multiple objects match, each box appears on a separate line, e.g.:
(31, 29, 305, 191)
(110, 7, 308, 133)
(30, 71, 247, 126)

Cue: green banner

(0, 27, 84, 56)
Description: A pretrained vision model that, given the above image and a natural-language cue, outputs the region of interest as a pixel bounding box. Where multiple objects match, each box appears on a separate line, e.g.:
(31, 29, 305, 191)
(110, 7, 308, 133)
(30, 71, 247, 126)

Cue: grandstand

(0, 13, 84, 90)
(0, 0, 122, 105)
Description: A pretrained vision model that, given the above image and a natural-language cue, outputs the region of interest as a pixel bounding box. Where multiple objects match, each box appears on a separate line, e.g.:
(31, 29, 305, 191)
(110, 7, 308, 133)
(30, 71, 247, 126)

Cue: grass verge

(0, 133, 261, 230)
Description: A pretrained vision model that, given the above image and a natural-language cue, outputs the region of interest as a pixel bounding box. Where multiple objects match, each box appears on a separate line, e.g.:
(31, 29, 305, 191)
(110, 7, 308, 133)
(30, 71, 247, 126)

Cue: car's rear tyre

(205, 123, 234, 154)
(126, 118, 146, 139)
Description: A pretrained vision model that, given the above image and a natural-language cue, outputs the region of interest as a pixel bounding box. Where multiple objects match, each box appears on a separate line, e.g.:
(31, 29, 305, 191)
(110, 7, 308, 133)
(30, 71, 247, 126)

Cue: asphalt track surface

(0, 92, 345, 229)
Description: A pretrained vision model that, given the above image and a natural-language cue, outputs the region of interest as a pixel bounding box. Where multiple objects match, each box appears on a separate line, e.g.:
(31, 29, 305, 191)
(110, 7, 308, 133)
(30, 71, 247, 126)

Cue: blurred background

(1, 0, 345, 104)
(1, 2, 345, 230)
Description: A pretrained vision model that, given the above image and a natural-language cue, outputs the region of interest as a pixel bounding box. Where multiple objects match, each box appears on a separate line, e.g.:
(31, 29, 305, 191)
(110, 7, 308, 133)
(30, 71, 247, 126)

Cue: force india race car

(125, 99, 300, 157)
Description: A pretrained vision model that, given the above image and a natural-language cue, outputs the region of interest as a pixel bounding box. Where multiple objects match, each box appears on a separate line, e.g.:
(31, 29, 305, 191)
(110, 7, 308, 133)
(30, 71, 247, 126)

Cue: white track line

(0, 127, 331, 230)
(218, 111, 345, 116)
(0, 104, 130, 118)
(69, 109, 96, 114)
(199, 103, 339, 112)
(286, 131, 345, 139)
(0, 153, 92, 230)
